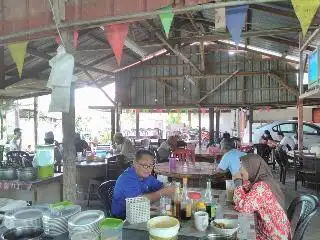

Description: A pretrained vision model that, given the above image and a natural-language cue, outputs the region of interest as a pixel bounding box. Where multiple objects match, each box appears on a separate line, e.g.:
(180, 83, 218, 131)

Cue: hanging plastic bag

(49, 86, 70, 113)
(47, 45, 75, 88)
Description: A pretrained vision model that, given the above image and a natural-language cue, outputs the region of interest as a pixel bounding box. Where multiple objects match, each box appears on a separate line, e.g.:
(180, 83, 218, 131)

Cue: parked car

(242, 120, 320, 148)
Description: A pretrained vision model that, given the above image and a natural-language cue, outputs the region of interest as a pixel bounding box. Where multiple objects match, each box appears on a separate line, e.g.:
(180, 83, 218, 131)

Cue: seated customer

(277, 131, 295, 153)
(113, 132, 136, 163)
(157, 136, 178, 162)
(234, 154, 291, 240)
(217, 138, 246, 180)
(112, 149, 175, 219)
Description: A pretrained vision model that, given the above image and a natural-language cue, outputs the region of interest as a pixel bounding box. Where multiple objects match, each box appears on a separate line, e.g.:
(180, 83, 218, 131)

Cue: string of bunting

(125, 108, 215, 114)
(8, 1, 319, 76)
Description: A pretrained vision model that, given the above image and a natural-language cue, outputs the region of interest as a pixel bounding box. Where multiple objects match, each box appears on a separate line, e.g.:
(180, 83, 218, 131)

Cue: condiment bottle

(181, 177, 192, 220)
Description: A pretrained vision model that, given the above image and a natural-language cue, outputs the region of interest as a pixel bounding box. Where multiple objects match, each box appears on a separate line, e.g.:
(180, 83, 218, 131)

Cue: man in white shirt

(277, 131, 295, 152)
(9, 128, 22, 151)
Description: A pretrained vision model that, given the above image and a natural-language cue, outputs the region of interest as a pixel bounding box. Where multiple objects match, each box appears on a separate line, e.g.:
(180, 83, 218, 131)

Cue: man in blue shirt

(112, 149, 175, 218)
(217, 138, 246, 181)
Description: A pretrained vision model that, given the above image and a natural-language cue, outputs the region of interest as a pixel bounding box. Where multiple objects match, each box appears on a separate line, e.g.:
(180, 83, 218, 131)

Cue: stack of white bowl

(4, 207, 43, 229)
(68, 210, 104, 237)
(42, 205, 81, 236)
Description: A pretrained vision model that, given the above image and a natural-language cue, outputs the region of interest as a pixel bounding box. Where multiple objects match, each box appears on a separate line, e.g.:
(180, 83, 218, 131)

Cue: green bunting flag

(159, 5, 174, 38)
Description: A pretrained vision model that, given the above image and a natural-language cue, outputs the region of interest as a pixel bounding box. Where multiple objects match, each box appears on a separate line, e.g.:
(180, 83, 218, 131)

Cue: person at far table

(44, 131, 62, 167)
(216, 138, 246, 181)
(111, 149, 175, 219)
(113, 132, 135, 163)
(277, 131, 295, 153)
(259, 130, 273, 144)
(234, 154, 291, 240)
(75, 133, 89, 154)
(9, 128, 22, 151)
(157, 135, 178, 162)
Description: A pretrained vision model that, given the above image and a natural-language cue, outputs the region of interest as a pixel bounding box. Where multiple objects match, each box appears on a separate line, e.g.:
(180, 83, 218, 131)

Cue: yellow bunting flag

(8, 41, 28, 78)
(291, 0, 320, 36)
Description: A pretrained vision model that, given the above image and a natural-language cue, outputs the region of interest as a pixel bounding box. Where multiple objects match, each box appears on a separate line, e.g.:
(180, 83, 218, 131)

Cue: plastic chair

(172, 148, 195, 162)
(98, 180, 116, 216)
(287, 194, 319, 240)
(6, 151, 32, 168)
(294, 152, 320, 192)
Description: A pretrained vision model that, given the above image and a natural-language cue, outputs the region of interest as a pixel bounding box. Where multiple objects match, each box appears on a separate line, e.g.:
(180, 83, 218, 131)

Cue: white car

(242, 120, 320, 148)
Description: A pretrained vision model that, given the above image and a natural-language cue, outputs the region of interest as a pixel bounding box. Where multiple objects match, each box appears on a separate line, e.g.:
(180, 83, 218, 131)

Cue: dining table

(0, 190, 257, 240)
(154, 162, 228, 187)
(123, 189, 257, 240)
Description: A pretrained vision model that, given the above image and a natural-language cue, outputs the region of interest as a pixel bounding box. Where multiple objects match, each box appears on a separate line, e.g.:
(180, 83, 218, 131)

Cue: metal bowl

(3, 168, 17, 180)
(0, 168, 5, 180)
(1, 227, 44, 240)
(17, 168, 37, 181)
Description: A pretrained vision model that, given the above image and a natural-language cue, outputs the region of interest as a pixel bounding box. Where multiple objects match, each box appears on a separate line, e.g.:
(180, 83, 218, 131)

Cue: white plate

(13, 208, 43, 220)
(68, 210, 104, 227)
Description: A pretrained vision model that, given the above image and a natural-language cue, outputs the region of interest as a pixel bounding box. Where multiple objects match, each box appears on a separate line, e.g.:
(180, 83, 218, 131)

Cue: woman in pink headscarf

(234, 154, 291, 240)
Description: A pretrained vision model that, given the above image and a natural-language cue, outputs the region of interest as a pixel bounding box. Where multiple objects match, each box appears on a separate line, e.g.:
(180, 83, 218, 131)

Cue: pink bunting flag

(55, 36, 61, 45)
(105, 23, 129, 66)
(73, 31, 79, 49)
(200, 108, 207, 114)
(56, 31, 78, 49)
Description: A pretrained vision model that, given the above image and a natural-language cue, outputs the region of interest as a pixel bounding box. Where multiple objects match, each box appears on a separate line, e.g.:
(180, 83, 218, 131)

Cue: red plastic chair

(172, 148, 195, 162)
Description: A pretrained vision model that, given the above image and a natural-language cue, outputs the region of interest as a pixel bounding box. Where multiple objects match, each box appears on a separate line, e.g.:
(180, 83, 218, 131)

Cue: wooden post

(135, 110, 140, 138)
(15, 104, 20, 129)
(215, 110, 220, 140)
(61, 31, 76, 202)
(297, 100, 303, 150)
(248, 108, 253, 143)
(198, 108, 202, 147)
(116, 104, 120, 132)
(0, 47, 4, 140)
(209, 108, 215, 142)
(188, 110, 192, 127)
(111, 109, 115, 143)
(298, 33, 304, 151)
(33, 97, 38, 146)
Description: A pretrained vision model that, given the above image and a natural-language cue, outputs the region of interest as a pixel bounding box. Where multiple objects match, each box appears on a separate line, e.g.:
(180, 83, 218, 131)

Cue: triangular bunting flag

(73, 31, 79, 49)
(8, 41, 29, 78)
(200, 108, 207, 114)
(159, 5, 174, 38)
(105, 23, 129, 65)
(292, 0, 320, 36)
(226, 5, 248, 45)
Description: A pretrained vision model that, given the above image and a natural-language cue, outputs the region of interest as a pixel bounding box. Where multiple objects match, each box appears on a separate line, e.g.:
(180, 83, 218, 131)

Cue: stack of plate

(4, 207, 44, 229)
(68, 210, 104, 236)
(42, 205, 81, 236)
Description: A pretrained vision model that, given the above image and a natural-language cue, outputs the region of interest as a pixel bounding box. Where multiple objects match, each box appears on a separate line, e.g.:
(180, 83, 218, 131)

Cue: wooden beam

(260, 36, 315, 52)
(142, 21, 202, 75)
(133, 70, 298, 81)
(268, 72, 299, 97)
(170, 27, 304, 44)
(28, 48, 114, 76)
(82, 69, 116, 106)
(198, 70, 239, 103)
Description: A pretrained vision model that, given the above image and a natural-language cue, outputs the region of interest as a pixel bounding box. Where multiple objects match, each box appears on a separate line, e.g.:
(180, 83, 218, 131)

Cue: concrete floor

(277, 170, 320, 240)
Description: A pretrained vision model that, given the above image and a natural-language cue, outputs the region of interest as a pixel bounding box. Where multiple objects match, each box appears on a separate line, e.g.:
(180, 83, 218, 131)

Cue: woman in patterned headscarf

(234, 154, 291, 240)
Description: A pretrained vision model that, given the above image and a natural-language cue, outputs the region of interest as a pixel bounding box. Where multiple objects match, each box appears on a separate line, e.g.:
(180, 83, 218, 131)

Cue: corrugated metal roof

(1, 1, 319, 99)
